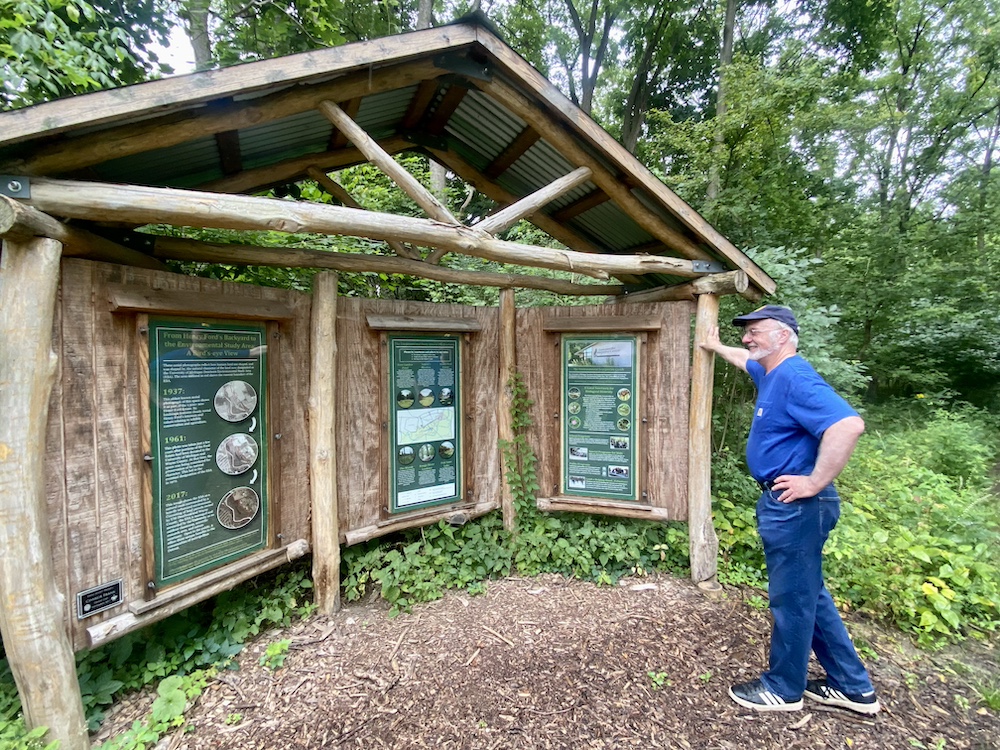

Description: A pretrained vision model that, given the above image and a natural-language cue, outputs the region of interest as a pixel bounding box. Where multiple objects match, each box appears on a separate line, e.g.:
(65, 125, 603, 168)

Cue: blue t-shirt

(745, 356, 858, 482)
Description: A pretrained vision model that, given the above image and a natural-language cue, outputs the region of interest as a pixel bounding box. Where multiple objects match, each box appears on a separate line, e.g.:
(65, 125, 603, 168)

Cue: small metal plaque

(76, 579, 124, 620)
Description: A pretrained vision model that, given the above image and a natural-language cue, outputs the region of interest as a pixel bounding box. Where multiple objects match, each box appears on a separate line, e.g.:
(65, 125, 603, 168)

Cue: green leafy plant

(260, 640, 291, 671)
(647, 671, 671, 690)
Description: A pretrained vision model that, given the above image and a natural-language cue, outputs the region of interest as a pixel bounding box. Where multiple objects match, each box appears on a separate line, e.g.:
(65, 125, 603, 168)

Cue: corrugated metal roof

(0, 21, 775, 295)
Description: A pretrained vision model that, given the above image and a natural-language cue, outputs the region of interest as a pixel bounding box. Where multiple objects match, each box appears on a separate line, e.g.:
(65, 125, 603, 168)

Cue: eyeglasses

(743, 326, 782, 338)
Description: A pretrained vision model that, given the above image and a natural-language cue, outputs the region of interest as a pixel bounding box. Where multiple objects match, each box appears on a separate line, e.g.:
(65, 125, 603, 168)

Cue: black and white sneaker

(804, 678, 880, 715)
(728, 679, 803, 712)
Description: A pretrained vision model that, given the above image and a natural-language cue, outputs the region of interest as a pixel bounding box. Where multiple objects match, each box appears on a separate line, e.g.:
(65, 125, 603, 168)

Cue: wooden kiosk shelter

(0, 15, 774, 746)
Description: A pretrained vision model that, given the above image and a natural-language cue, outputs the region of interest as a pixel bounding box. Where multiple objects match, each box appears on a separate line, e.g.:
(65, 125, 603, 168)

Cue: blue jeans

(756, 486, 874, 700)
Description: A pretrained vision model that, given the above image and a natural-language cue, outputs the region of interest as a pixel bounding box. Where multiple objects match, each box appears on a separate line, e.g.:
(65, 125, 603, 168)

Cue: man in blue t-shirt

(700, 304, 880, 715)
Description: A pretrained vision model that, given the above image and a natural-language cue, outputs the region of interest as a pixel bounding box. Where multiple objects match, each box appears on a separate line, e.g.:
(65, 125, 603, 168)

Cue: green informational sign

(562, 334, 638, 501)
(388, 335, 462, 513)
(149, 318, 268, 587)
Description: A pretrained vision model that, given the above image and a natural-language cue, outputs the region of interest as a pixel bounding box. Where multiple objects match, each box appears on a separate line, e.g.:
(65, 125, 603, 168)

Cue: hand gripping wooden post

(0, 237, 89, 748)
(688, 293, 721, 585)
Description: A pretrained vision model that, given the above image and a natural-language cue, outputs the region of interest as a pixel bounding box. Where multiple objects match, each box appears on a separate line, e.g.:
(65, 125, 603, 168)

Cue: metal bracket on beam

(434, 53, 492, 82)
(692, 260, 726, 273)
(86, 227, 156, 253)
(0, 176, 29, 198)
(398, 130, 450, 150)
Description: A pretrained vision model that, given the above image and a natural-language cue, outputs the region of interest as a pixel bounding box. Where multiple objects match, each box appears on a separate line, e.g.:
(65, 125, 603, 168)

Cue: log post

(0, 237, 89, 748)
(497, 288, 517, 533)
(688, 293, 720, 584)
(309, 272, 340, 614)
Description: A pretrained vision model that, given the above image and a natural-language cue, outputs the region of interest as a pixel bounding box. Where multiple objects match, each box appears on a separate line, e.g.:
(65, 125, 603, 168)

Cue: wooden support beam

(0, 195, 167, 270)
(3, 59, 446, 176)
(536, 497, 673, 522)
(551, 188, 611, 222)
(306, 166, 421, 260)
(427, 146, 648, 289)
(484, 127, 540, 180)
(477, 166, 592, 235)
(401, 79, 441, 130)
(612, 270, 752, 303)
(87, 540, 309, 647)
(151, 236, 623, 296)
(106, 284, 296, 320)
(344, 501, 496, 546)
(215, 129, 243, 175)
(473, 33, 776, 295)
(688, 294, 720, 583)
(498, 288, 517, 533)
(474, 77, 714, 262)
(310, 273, 340, 614)
(329, 97, 361, 149)
(200, 136, 412, 195)
(27, 178, 712, 281)
(428, 147, 601, 255)
(0, 236, 89, 749)
(425, 83, 469, 135)
(318, 100, 460, 226)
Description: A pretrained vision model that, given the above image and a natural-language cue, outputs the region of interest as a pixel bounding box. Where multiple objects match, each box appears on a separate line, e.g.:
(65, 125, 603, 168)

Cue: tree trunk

(0, 238, 89, 749)
(182, 0, 213, 71)
(705, 0, 736, 206)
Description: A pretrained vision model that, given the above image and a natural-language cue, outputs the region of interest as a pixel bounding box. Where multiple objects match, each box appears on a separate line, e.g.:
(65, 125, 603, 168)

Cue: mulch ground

(92, 574, 1000, 749)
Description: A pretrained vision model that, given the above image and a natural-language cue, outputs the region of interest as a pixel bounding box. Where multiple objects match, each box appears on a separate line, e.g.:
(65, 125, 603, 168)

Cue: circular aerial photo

(398, 445, 415, 466)
(214, 380, 257, 422)
(568, 387, 581, 400)
(217, 486, 260, 530)
(439, 441, 455, 459)
(616, 417, 631, 431)
(216, 433, 259, 476)
(617, 388, 632, 401)
(439, 387, 454, 406)
(418, 443, 436, 462)
(617, 403, 631, 416)
(418, 388, 435, 407)
(397, 389, 415, 409)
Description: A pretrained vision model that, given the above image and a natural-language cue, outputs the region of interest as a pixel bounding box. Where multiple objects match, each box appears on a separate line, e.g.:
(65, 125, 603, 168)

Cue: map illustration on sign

(214, 380, 257, 422)
(388, 336, 462, 513)
(217, 486, 260, 529)
(397, 408, 455, 446)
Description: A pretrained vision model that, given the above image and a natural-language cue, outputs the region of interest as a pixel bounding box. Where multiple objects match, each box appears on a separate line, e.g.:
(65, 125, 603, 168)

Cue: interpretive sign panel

(388, 335, 462, 513)
(561, 334, 638, 501)
(149, 318, 269, 587)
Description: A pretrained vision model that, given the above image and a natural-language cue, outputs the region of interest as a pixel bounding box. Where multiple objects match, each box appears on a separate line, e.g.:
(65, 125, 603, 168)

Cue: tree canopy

(4, 0, 1000, 407)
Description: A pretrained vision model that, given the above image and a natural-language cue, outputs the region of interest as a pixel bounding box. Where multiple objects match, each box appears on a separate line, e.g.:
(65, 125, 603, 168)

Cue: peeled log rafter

(25, 178, 712, 281)
(476, 166, 592, 235)
(305, 166, 421, 260)
(151, 236, 624, 296)
(0, 196, 166, 270)
(612, 270, 752, 302)
(318, 99, 459, 226)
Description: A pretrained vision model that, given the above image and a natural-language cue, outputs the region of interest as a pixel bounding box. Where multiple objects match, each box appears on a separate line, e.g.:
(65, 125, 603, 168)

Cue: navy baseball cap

(732, 305, 799, 334)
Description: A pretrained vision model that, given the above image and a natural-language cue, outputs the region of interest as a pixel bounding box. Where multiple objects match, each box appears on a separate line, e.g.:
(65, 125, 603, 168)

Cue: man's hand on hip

(770, 474, 824, 503)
